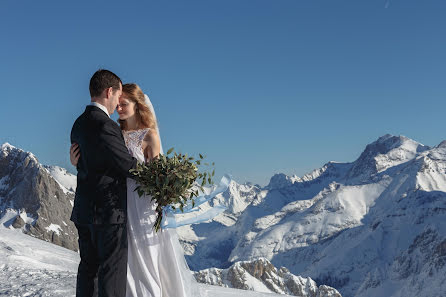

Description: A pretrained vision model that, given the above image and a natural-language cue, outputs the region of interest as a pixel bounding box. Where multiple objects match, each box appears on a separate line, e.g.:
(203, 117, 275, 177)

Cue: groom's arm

(99, 120, 137, 178)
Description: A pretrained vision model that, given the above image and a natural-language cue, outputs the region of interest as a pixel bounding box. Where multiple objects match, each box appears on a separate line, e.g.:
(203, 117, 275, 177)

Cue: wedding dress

(124, 127, 198, 297)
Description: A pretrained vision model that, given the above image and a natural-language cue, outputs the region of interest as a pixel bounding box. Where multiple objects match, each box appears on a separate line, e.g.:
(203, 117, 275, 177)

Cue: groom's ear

(105, 87, 113, 99)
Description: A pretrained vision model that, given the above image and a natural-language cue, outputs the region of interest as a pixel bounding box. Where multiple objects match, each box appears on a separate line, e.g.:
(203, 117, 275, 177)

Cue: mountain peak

(360, 134, 421, 158)
(0, 142, 39, 167)
(437, 140, 446, 148)
(372, 134, 414, 151)
(1, 142, 17, 152)
(0, 143, 78, 251)
(347, 135, 425, 178)
(266, 173, 300, 190)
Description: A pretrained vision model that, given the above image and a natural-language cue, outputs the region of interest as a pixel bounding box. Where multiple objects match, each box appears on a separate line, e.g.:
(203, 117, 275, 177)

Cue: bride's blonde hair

(118, 83, 158, 131)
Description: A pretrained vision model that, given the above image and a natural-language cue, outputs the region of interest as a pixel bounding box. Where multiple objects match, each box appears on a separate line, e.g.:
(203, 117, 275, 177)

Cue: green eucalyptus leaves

(129, 147, 215, 232)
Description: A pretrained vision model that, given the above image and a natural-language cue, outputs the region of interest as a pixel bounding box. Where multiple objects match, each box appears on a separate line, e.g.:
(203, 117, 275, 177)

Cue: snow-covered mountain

(176, 135, 446, 297)
(2, 135, 445, 297)
(0, 142, 341, 296)
(194, 257, 341, 297)
(0, 143, 78, 251)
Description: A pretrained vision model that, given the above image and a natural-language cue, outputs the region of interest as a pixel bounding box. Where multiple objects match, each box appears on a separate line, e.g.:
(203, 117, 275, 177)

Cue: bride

(71, 83, 285, 297)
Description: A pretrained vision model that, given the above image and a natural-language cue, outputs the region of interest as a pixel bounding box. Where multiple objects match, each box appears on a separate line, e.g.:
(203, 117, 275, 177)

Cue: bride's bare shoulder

(143, 128, 159, 145)
(142, 128, 160, 159)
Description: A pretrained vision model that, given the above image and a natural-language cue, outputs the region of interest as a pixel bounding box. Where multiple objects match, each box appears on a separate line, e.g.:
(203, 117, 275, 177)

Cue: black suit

(71, 105, 137, 297)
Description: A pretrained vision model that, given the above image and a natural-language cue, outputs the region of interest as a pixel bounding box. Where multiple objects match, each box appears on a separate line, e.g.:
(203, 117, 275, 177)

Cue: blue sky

(0, 0, 445, 186)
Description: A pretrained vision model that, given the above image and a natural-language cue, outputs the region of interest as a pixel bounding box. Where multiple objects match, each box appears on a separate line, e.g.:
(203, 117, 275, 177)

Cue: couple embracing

(70, 69, 200, 297)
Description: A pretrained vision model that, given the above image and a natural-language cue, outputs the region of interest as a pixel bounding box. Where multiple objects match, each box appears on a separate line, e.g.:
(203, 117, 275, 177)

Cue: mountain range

(0, 142, 340, 296)
(174, 134, 446, 297)
(1, 134, 445, 297)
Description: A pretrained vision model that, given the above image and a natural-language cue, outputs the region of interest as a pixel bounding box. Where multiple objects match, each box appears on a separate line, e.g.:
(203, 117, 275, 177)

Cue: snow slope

(0, 227, 302, 297)
(0, 227, 78, 296)
(43, 165, 77, 194)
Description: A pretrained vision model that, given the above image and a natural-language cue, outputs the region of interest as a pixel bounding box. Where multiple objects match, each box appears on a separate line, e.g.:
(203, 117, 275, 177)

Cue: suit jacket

(70, 105, 137, 224)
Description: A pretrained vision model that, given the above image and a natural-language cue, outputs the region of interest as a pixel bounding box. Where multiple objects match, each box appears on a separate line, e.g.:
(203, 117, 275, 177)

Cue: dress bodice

(122, 128, 150, 163)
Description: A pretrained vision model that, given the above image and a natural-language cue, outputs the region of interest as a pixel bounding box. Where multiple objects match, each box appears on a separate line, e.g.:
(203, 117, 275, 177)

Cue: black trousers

(75, 223, 128, 297)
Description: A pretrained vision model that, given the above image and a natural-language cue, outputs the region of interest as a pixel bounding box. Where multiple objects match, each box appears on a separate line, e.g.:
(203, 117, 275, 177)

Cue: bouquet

(129, 147, 215, 232)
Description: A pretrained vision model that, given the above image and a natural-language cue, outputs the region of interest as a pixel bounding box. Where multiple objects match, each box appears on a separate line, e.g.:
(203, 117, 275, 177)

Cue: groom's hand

(70, 143, 80, 167)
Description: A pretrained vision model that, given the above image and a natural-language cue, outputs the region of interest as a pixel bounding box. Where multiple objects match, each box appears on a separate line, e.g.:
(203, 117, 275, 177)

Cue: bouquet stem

(153, 206, 164, 232)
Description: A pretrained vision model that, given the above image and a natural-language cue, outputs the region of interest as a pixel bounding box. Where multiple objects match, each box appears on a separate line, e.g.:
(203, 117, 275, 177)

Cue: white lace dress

(123, 128, 198, 297)
(123, 128, 290, 297)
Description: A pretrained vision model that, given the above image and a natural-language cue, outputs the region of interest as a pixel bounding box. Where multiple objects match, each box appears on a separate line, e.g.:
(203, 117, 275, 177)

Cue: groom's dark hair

(89, 69, 122, 98)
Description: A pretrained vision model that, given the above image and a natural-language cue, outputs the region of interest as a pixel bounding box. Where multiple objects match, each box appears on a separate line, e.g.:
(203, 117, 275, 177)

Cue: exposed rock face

(11, 215, 25, 228)
(194, 258, 342, 297)
(0, 143, 78, 251)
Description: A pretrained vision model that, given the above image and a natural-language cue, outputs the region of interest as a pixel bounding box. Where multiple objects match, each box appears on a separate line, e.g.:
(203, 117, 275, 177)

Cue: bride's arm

(70, 143, 80, 167)
(142, 129, 161, 162)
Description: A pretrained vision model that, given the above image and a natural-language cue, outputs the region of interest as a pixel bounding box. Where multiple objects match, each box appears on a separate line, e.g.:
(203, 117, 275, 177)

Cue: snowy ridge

(43, 165, 77, 194)
(1, 142, 39, 168)
(267, 173, 301, 190)
(266, 162, 336, 190)
(194, 257, 341, 297)
(177, 135, 446, 297)
(346, 134, 427, 180)
(213, 180, 261, 218)
(225, 135, 446, 296)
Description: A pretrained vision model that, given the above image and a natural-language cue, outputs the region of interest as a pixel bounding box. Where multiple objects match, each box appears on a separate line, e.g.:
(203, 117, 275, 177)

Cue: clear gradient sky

(0, 0, 445, 186)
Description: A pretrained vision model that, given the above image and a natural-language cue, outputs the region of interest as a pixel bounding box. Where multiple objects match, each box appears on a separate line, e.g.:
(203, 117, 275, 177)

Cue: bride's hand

(70, 143, 80, 167)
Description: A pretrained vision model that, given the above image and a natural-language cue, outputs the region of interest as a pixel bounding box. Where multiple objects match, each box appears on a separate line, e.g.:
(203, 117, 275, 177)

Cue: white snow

(0, 209, 37, 228)
(45, 224, 62, 236)
(0, 142, 16, 157)
(0, 227, 78, 296)
(194, 258, 338, 296)
(0, 209, 20, 227)
(241, 270, 273, 293)
(0, 226, 295, 297)
(43, 165, 77, 194)
(19, 211, 37, 225)
(374, 136, 421, 173)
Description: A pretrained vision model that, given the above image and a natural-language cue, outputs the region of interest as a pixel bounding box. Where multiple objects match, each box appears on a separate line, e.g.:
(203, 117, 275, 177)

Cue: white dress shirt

(90, 102, 110, 118)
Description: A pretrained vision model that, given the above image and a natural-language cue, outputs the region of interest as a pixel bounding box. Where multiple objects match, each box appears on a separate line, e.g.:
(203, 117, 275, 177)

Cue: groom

(70, 69, 137, 297)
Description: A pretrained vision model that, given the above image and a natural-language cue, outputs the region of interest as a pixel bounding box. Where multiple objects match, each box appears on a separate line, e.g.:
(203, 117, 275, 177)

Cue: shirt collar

(90, 102, 110, 118)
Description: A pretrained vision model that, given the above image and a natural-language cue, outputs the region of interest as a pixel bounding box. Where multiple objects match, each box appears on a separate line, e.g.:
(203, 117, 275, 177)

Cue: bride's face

(117, 96, 136, 120)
